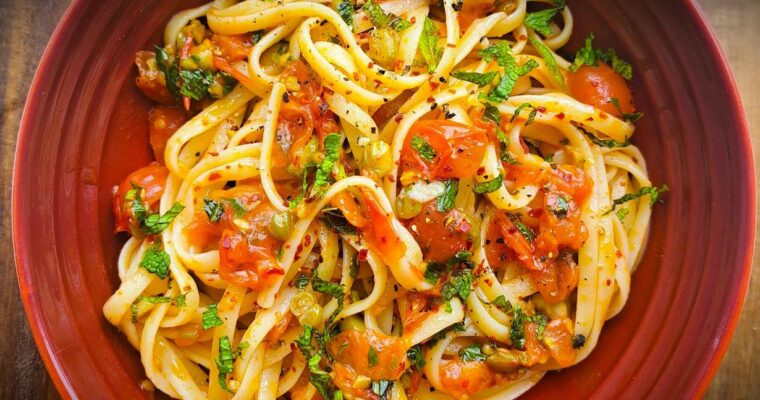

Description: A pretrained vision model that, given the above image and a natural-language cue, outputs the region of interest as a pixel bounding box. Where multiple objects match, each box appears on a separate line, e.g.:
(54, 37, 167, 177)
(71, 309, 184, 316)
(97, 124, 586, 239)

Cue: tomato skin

(332, 363, 381, 400)
(407, 201, 472, 263)
(211, 34, 254, 62)
(148, 106, 187, 164)
(458, 0, 494, 31)
(567, 63, 635, 117)
(218, 201, 284, 291)
(401, 120, 488, 181)
(487, 163, 589, 302)
(276, 61, 339, 167)
(112, 163, 169, 235)
(328, 329, 408, 381)
(493, 211, 538, 270)
(530, 250, 579, 304)
(219, 225, 283, 291)
(330, 191, 368, 228)
(524, 322, 551, 366)
(438, 359, 503, 400)
(184, 185, 267, 249)
(135, 51, 176, 105)
(360, 188, 407, 264)
(541, 318, 576, 367)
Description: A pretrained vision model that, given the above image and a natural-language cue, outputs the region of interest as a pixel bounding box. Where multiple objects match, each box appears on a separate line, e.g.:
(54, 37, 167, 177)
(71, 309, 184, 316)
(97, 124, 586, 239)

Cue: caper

(289, 291, 323, 326)
(298, 305, 323, 326)
(395, 193, 423, 219)
(362, 140, 393, 177)
(269, 211, 294, 241)
(485, 348, 524, 373)
(339, 315, 366, 332)
(290, 291, 317, 315)
(367, 28, 399, 69)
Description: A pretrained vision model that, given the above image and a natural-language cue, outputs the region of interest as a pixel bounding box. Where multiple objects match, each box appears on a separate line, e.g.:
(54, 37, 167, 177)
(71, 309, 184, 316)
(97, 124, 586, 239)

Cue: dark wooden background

(1, 0, 757, 398)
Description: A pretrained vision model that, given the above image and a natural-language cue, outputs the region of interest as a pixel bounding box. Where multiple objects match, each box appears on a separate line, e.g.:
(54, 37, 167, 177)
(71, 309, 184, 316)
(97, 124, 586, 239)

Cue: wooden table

(0, 0, 757, 398)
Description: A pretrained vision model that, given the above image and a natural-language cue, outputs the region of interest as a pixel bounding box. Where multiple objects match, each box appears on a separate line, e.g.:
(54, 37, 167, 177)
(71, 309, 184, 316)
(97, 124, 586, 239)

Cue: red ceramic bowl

(13, 0, 754, 398)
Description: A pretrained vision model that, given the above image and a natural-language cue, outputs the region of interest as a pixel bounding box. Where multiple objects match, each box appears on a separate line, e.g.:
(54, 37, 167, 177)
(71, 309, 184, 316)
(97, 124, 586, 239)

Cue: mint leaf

(313, 134, 341, 193)
(570, 33, 633, 80)
(530, 38, 565, 87)
(337, 0, 354, 26)
(451, 71, 498, 87)
(154, 46, 180, 98)
(525, 7, 561, 36)
(478, 42, 537, 102)
(364, 0, 410, 31)
(411, 135, 436, 161)
(202, 304, 224, 330)
(204, 198, 224, 222)
(311, 269, 345, 302)
(436, 179, 458, 212)
(368, 346, 379, 367)
(407, 345, 426, 369)
(606, 185, 669, 214)
(459, 344, 486, 362)
(142, 203, 185, 235)
(140, 245, 170, 279)
(419, 17, 443, 73)
(473, 173, 503, 194)
(216, 336, 235, 391)
(511, 103, 538, 126)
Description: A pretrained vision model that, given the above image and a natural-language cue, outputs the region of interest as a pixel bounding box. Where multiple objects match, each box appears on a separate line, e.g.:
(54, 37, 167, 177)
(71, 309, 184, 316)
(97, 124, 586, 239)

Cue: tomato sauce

(328, 329, 408, 381)
(400, 120, 488, 182)
(407, 201, 472, 263)
(112, 163, 169, 235)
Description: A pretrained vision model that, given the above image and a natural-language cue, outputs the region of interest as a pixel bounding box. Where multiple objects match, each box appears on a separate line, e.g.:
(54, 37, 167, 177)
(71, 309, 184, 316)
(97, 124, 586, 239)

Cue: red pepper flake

(426, 96, 435, 103)
(368, 62, 375, 69)
(410, 16, 416, 23)
(537, 106, 547, 113)
(615, 250, 623, 258)
(556, 112, 565, 120)
(528, 209, 543, 218)
(606, 279, 612, 286)
(358, 248, 368, 261)
(476, 167, 486, 175)
(394, 114, 404, 122)
(209, 172, 222, 181)
(304, 234, 312, 247)
(599, 111, 609, 120)
(430, 82, 440, 90)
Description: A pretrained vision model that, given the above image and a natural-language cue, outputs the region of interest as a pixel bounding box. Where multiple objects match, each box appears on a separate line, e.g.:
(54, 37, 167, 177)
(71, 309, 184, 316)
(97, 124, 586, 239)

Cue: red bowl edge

(681, 0, 756, 396)
(12, 0, 85, 399)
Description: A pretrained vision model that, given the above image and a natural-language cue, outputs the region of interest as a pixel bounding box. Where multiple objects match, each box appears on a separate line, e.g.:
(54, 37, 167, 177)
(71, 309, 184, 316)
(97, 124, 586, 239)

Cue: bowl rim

(11, 0, 755, 398)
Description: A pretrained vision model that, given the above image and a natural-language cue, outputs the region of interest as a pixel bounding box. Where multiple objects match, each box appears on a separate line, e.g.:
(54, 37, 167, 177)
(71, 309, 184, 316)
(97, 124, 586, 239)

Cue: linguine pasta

(103, 0, 665, 398)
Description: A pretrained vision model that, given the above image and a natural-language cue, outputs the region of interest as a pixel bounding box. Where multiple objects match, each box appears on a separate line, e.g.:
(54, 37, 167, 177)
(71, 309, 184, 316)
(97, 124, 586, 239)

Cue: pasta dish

(103, 0, 666, 398)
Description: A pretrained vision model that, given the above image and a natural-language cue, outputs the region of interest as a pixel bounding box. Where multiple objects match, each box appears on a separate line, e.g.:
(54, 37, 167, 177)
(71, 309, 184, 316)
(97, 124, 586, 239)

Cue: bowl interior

(13, 0, 754, 398)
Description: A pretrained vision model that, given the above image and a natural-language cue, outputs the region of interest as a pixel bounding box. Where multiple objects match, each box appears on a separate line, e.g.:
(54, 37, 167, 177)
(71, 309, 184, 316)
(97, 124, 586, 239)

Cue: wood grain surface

(0, 1, 757, 399)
